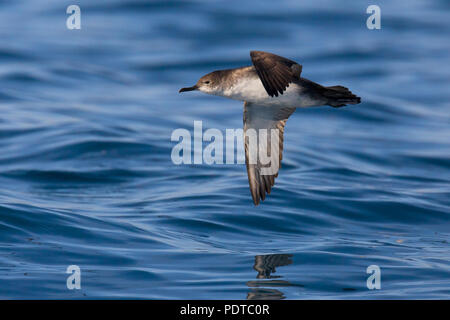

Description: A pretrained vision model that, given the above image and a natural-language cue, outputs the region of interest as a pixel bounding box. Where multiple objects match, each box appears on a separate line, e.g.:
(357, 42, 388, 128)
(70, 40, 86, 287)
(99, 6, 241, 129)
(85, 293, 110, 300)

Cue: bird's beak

(179, 85, 198, 93)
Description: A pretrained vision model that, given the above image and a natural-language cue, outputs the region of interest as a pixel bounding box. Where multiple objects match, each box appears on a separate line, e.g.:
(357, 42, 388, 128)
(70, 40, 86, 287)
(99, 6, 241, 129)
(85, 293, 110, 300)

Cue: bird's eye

(204, 81, 210, 84)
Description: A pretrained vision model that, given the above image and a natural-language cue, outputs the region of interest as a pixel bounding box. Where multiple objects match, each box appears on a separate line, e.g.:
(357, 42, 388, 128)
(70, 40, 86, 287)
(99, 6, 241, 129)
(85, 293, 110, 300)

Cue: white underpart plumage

(220, 76, 320, 108)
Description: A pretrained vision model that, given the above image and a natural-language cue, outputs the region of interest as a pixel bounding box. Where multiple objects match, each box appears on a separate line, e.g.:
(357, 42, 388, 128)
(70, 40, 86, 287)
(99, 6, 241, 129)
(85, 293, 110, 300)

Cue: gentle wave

(0, 0, 449, 299)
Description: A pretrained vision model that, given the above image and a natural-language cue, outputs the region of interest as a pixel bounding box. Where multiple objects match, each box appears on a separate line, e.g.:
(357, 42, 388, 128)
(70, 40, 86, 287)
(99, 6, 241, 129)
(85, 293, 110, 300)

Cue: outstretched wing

(243, 102, 296, 205)
(250, 51, 302, 97)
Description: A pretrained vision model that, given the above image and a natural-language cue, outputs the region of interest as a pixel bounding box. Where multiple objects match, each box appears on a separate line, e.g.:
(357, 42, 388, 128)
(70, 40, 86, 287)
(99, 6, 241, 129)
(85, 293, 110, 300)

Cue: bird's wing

(250, 50, 302, 97)
(243, 102, 296, 205)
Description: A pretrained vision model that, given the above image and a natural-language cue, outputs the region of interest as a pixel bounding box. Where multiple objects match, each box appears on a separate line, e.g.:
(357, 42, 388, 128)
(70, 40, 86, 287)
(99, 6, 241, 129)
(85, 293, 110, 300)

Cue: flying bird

(179, 51, 361, 205)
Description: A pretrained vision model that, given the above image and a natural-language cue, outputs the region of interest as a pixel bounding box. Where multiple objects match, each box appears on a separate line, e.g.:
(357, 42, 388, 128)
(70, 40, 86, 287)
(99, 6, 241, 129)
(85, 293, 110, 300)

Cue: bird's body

(180, 51, 361, 205)
(212, 66, 326, 108)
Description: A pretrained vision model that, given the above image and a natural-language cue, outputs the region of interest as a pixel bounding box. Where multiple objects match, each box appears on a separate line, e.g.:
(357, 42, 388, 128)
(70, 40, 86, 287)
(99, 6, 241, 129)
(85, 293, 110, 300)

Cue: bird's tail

(324, 85, 361, 108)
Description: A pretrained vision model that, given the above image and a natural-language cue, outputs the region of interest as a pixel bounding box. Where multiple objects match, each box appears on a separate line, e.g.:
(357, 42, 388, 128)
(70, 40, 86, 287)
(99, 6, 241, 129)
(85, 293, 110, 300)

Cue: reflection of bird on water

(253, 254, 293, 278)
(247, 288, 285, 300)
(246, 254, 293, 300)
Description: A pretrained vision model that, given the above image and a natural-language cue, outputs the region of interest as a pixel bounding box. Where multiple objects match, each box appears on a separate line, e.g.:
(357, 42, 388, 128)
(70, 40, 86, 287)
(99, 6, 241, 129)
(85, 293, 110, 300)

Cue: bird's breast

(222, 77, 268, 102)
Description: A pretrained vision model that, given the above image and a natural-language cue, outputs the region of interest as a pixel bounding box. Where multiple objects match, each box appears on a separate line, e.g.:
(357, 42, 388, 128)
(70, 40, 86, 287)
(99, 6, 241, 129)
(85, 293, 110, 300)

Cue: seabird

(180, 51, 361, 205)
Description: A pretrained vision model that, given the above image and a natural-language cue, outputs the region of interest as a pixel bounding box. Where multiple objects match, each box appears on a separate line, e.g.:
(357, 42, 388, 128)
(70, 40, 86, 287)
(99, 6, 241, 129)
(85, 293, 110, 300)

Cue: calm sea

(0, 0, 449, 299)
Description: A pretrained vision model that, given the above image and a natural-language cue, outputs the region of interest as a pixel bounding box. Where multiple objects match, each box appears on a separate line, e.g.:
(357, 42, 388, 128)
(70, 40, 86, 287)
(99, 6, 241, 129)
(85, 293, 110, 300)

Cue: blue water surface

(0, 0, 449, 299)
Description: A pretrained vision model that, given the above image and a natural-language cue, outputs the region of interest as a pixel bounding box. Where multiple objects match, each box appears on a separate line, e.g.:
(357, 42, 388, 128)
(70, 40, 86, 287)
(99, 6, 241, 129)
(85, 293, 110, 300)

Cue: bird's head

(179, 71, 223, 95)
